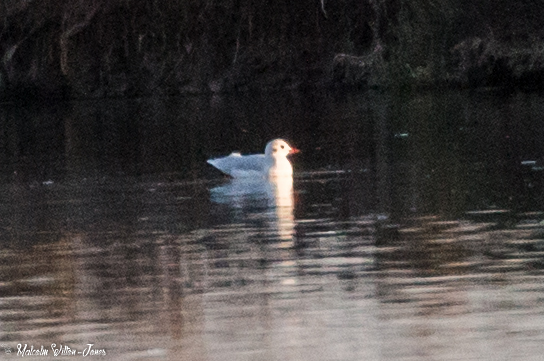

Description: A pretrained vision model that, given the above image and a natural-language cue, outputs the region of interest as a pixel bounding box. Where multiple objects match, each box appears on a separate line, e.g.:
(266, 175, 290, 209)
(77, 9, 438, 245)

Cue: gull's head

(265, 139, 299, 158)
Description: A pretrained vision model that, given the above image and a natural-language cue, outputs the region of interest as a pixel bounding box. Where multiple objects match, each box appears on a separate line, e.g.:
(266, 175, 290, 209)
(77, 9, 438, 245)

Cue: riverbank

(2, 0, 544, 100)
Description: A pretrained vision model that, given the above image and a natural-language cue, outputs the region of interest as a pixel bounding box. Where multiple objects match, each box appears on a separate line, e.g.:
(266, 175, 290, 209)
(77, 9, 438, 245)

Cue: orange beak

(289, 147, 300, 154)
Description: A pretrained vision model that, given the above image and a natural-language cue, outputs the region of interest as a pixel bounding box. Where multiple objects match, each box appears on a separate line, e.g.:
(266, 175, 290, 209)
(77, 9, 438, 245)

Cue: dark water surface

(2, 90, 544, 360)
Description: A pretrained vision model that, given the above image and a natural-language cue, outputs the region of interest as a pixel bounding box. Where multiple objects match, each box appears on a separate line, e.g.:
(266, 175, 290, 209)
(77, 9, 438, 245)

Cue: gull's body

(207, 139, 298, 178)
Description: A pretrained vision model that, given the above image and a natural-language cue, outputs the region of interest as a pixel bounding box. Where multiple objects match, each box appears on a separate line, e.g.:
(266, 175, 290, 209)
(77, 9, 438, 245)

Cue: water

(1, 90, 544, 360)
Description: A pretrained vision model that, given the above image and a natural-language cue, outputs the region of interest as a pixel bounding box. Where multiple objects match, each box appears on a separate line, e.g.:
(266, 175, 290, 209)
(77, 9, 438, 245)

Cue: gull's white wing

(207, 153, 267, 177)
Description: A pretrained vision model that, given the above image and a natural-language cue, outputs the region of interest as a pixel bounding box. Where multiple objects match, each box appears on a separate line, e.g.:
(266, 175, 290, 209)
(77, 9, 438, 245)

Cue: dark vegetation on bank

(2, 0, 544, 100)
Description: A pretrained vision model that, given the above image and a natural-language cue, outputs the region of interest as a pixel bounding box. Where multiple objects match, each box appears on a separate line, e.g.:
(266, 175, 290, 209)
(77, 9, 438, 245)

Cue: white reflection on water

(210, 177, 295, 242)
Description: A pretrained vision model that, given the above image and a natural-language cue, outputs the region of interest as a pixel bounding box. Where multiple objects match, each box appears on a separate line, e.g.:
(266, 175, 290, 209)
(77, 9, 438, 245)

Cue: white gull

(207, 139, 299, 178)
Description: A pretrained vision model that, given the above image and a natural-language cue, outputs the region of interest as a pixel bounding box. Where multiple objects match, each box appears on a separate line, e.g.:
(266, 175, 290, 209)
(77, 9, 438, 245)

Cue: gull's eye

(280, 145, 285, 149)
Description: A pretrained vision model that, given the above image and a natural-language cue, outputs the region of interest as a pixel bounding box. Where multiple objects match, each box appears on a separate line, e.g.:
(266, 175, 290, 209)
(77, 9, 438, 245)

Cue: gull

(207, 139, 299, 178)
